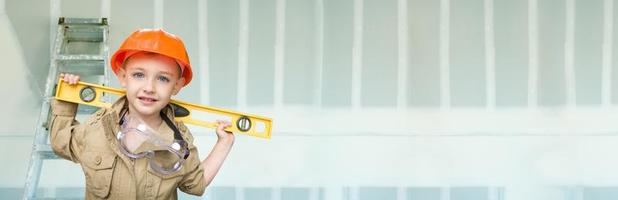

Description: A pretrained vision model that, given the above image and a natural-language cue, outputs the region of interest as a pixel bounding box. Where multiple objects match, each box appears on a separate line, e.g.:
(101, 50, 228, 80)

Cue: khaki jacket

(49, 97, 207, 200)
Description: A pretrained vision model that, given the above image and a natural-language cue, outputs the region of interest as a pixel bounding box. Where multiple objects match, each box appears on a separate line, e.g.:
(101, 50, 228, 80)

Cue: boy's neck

(127, 110, 163, 130)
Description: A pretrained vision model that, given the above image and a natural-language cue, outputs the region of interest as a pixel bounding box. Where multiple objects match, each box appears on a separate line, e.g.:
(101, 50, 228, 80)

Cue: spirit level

(55, 79, 272, 139)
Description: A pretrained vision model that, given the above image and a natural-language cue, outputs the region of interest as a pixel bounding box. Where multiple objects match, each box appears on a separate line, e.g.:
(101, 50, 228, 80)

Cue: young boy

(50, 29, 234, 199)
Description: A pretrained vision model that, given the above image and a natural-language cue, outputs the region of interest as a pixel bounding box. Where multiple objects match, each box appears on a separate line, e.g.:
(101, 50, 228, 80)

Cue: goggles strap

(160, 110, 190, 159)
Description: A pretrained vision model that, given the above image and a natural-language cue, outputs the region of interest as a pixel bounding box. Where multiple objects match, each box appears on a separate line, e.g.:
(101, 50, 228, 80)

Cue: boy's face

(118, 53, 185, 118)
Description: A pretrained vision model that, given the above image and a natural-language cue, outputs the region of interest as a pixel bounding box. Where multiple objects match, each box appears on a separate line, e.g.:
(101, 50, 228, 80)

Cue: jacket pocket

(82, 151, 117, 198)
(144, 164, 186, 199)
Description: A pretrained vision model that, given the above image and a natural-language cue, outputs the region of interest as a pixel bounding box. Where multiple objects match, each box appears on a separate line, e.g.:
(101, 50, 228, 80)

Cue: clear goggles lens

(116, 115, 188, 175)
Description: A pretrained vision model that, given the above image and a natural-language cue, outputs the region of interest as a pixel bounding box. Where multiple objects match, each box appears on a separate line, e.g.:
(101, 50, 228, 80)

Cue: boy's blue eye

(132, 72, 144, 79)
(158, 76, 170, 83)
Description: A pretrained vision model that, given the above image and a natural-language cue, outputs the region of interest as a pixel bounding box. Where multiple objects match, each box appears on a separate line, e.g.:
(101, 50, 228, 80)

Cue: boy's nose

(142, 79, 156, 93)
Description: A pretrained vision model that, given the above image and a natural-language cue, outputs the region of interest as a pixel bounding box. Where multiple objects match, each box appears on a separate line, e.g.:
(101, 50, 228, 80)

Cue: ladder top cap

(58, 17, 108, 25)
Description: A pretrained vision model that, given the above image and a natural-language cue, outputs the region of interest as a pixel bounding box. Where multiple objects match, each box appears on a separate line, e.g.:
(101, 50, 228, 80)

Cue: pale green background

(2, 0, 618, 199)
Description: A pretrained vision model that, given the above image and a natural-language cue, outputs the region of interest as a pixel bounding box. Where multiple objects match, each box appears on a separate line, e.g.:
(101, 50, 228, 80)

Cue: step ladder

(22, 17, 110, 200)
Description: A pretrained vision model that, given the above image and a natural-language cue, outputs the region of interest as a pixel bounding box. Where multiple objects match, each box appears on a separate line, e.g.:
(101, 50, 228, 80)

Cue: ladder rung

(58, 59, 104, 66)
(77, 105, 100, 114)
(64, 28, 104, 42)
(33, 144, 52, 152)
(33, 144, 60, 159)
(59, 67, 105, 77)
(39, 151, 60, 160)
(56, 55, 104, 61)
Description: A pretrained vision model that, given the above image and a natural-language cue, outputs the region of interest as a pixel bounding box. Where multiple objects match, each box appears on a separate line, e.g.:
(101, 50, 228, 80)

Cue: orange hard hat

(111, 29, 193, 86)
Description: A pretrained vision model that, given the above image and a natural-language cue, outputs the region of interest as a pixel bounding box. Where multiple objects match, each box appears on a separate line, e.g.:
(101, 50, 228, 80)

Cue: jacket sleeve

(177, 123, 208, 196)
(49, 99, 86, 163)
(178, 147, 207, 196)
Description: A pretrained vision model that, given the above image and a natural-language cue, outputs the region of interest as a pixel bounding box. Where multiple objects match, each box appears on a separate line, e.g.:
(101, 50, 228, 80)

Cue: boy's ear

(172, 77, 185, 95)
(118, 68, 128, 88)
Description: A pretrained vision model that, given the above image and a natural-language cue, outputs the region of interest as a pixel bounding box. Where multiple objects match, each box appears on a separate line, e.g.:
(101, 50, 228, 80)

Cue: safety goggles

(116, 110, 190, 175)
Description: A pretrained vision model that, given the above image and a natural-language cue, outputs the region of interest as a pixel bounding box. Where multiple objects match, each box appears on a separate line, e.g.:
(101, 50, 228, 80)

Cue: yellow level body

(54, 79, 272, 139)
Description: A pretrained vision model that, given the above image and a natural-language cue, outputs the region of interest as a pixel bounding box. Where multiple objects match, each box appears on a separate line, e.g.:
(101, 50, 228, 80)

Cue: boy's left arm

(178, 121, 234, 196)
(178, 145, 208, 196)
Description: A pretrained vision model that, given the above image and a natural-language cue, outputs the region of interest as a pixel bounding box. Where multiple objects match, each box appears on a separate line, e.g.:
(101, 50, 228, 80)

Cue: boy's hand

(59, 73, 80, 85)
(215, 120, 235, 144)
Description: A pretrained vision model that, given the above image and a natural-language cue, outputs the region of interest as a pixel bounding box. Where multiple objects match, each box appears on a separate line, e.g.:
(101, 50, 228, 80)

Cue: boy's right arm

(49, 74, 86, 163)
(49, 99, 85, 163)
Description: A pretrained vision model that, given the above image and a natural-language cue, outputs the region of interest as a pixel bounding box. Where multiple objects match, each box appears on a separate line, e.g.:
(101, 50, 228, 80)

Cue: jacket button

(95, 155, 102, 165)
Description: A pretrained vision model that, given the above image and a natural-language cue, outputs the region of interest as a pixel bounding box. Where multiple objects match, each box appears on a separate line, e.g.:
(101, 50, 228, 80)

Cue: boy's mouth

(138, 96, 158, 103)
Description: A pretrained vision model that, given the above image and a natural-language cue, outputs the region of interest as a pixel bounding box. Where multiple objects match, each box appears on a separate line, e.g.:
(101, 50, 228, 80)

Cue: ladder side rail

(22, 23, 67, 200)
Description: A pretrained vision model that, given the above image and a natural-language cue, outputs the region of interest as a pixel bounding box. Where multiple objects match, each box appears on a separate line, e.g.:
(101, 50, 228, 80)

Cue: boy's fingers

(215, 120, 232, 129)
(59, 74, 80, 84)
(67, 74, 80, 84)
